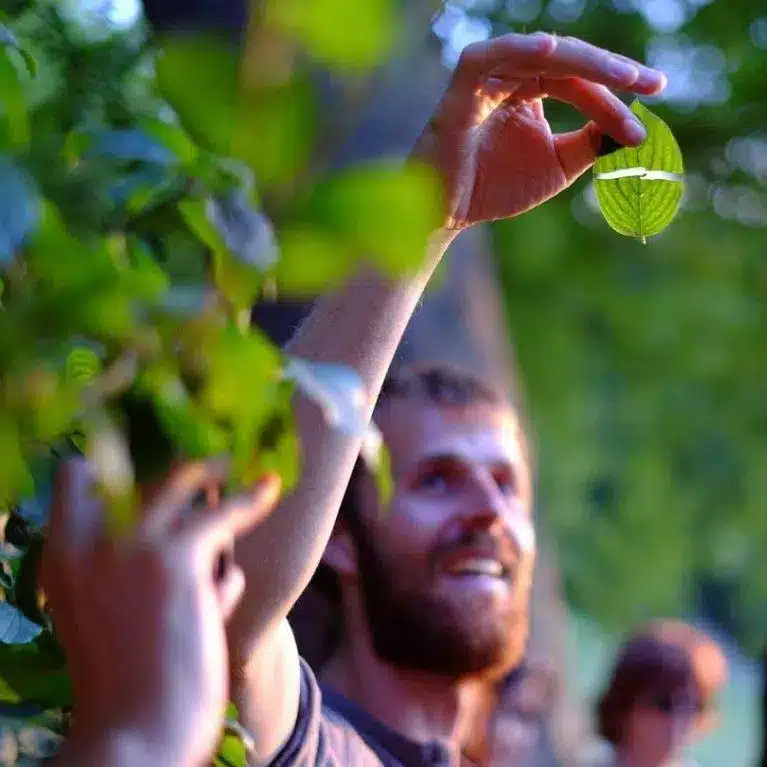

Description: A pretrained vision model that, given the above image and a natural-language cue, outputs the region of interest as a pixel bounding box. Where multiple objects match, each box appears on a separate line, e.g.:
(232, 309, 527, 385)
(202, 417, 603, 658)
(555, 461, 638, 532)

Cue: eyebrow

(414, 451, 518, 473)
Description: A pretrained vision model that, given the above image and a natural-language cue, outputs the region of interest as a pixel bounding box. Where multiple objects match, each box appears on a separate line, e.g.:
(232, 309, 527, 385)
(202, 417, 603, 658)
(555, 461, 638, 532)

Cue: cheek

(380, 496, 447, 556)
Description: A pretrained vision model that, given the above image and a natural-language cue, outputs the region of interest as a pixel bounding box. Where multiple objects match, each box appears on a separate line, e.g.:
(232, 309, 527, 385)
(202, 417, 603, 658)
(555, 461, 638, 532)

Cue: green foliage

(594, 101, 684, 243)
(0, 0, 413, 755)
(266, 0, 396, 70)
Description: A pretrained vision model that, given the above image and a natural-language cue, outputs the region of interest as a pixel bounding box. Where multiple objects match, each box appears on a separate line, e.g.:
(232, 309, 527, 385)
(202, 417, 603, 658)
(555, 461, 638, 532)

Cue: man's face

(340, 398, 535, 679)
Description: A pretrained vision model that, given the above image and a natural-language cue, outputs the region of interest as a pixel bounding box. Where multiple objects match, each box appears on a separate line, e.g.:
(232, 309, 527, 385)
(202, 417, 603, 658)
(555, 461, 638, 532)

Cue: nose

(458, 470, 534, 554)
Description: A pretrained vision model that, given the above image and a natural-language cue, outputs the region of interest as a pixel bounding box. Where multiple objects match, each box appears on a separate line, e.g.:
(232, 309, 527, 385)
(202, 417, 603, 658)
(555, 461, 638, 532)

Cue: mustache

(429, 527, 519, 573)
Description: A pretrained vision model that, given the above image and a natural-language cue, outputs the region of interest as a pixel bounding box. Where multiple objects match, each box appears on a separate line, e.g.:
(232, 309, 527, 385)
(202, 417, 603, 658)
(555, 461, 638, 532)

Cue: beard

(349, 520, 530, 678)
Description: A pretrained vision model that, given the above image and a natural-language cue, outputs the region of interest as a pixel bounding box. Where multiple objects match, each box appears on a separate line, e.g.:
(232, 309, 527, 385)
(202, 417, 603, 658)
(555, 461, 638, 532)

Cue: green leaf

(155, 34, 239, 157)
(64, 345, 103, 385)
(138, 118, 199, 165)
(266, 0, 395, 70)
(0, 419, 33, 510)
(0, 23, 36, 78)
(234, 77, 316, 185)
(307, 160, 443, 274)
(274, 227, 354, 293)
(0, 48, 27, 148)
(178, 197, 266, 308)
(201, 330, 281, 423)
(0, 156, 39, 265)
(215, 732, 247, 767)
(85, 417, 137, 537)
(206, 189, 279, 271)
(215, 716, 252, 767)
(360, 422, 393, 511)
(252, 381, 300, 494)
(0, 634, 72, 709)
(0, 603, 41, 644)
(593, 100, 684, 243)
(85, 129, 177, 166)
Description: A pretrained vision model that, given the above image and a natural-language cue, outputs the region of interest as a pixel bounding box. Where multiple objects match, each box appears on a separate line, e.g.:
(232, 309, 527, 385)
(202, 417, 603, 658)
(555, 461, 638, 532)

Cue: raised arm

(227, 31, 667, 762)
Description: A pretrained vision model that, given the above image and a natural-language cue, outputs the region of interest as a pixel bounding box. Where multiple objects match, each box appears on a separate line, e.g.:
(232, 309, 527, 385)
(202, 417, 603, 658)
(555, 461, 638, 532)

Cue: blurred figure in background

(589, 621, 727, 767)
(485, 661, 559, 766)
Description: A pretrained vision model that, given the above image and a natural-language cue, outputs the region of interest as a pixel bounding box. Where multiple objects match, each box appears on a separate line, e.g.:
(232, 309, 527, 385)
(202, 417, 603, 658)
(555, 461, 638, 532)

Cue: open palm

(414, 33, 667, 229)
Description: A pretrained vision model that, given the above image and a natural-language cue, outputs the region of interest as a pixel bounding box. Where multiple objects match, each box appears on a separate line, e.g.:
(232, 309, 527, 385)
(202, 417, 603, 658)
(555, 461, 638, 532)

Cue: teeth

(448, 558, 504, 577)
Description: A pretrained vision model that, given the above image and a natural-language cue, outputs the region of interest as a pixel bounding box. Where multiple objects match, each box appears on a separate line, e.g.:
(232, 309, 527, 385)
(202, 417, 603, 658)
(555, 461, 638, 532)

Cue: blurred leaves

(0, 604, 41, 645)
(84, 128, 177, 166)
(276, 161, 443, 293)
(0, 157, 39, 262)
(360, 422, 393, 511)
(266, 0, 396, 70)
(155, 34, 239, 156)
(0, 0, 450, 755)
(0, 26, 33, 148)
(0, 633, 71, 709)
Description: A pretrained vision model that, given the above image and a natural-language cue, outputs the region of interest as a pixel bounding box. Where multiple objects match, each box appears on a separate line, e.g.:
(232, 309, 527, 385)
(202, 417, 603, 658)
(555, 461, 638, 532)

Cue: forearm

(51, 728, 196, 767)
(230, 227, 456, 648)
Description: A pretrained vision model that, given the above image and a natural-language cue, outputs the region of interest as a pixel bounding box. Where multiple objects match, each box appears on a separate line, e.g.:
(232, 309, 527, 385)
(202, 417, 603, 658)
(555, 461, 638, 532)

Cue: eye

(415, 460, 464, 493)
(418, 468, 451, 493)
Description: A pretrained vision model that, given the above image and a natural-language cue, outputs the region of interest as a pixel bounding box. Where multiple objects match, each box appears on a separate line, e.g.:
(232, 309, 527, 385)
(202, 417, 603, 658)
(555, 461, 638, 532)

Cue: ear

(321, 523, 358, 578)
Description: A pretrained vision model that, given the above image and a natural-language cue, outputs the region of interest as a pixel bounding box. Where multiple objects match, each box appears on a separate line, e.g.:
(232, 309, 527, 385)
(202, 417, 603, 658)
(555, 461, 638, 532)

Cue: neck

(321, 629, 492, 761)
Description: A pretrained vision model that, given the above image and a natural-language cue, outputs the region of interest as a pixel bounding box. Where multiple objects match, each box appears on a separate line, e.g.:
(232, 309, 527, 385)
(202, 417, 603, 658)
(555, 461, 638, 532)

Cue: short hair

(339, 363, 507, 526)
(597, 620, 727, 745)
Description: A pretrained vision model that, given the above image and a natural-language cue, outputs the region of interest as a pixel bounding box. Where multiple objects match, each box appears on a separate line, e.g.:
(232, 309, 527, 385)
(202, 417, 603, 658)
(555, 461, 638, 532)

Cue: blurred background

(6, 0, 767, 763)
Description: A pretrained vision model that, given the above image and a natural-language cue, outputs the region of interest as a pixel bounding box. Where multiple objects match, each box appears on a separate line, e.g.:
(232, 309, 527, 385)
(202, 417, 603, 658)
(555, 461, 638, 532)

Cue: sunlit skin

(373, 399, 533, 627)
(45, 29, 669, 766)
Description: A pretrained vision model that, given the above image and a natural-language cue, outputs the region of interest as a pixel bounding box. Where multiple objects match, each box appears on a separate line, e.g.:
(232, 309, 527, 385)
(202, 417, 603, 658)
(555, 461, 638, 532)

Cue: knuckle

(457, 40, 485, 71)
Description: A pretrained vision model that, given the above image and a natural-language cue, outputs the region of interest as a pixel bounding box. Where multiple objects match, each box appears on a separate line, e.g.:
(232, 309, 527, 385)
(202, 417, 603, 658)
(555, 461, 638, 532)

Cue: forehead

(376, 398, 526, 474)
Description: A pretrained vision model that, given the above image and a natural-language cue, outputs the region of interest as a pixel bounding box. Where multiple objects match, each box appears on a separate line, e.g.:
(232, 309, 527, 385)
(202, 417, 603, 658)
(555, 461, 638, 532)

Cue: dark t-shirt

(269, 659, 453, 767)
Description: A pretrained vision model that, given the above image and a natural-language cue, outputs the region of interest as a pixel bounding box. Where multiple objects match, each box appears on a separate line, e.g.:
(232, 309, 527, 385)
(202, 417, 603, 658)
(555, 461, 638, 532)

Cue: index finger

(544, 35, 666, 95)
(465, 32, 666, 96)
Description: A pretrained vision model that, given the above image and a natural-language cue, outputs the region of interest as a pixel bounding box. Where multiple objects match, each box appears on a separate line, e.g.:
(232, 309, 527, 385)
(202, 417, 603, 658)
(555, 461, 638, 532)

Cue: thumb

(184, 473, 282, 553)
(553, 121, 602, 185)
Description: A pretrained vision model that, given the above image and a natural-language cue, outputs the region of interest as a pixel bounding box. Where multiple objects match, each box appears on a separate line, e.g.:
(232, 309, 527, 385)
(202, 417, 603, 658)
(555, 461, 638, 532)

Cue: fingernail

(607, 58, 639, 84)
(257, 473, 282, 499)
(597, 134, 625, 158)
(639, 70, 667, 93)
(624, 117, 647, 145)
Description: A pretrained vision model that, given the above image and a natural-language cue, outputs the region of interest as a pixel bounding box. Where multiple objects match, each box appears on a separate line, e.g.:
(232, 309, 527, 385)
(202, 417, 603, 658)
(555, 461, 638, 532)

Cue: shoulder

(268, 658, 386, 767)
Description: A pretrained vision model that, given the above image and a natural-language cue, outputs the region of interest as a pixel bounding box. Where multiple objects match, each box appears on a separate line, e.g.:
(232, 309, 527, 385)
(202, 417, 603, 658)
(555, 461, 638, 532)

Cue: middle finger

(541, 35, 666, 95)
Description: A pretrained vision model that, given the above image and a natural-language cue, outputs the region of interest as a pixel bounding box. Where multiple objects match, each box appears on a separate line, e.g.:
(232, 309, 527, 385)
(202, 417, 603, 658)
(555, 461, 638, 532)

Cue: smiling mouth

(445, 557, 509, 579)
